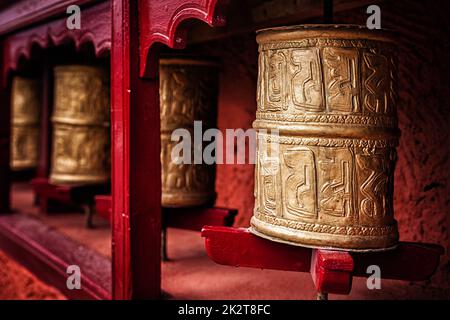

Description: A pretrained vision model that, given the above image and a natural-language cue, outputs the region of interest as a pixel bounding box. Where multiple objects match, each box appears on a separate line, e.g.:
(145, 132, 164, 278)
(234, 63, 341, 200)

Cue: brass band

(251, 25, 400, 251)
(50, 65, 110, 185)
(160, 58, 219, 207)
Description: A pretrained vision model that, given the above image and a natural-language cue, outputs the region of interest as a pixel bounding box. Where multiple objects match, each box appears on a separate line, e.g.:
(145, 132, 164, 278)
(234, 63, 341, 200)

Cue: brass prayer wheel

(160, 58, 219, 207)
(251, 25, 400, 251)
(50, 65, 110, 185)
(10, 77, 40, 170)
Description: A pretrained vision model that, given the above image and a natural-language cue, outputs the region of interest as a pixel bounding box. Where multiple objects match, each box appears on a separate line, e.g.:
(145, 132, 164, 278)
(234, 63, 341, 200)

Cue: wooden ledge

(0, 213, 111, 299)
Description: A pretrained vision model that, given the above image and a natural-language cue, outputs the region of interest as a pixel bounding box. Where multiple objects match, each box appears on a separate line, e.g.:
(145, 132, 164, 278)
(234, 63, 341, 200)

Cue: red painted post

(36, 55, 52, 179)
(111, 0, 162, 299)
(95, 195, 112, 221)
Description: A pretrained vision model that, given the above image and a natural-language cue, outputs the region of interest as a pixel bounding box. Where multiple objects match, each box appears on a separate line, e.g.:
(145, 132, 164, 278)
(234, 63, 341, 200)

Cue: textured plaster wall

(208, 0, 449, 297)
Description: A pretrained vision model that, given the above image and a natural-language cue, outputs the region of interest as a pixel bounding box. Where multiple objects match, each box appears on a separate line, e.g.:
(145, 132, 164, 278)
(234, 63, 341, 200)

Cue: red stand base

(94, 195, 112, 222)
(31, 178, 109, 228)
(201, 226, 444, 299)
(95, 195, 237, 260)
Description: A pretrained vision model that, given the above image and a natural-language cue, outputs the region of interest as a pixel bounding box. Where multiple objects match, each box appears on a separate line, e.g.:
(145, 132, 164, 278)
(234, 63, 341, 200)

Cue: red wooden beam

(2, 1, 111, 85)
(0, 214, 111, 299)
(138, 0, 227, 77)
(0, 0, 101, 36)
(201, 226, 444, 296)
(163, 207, 237, 231)
(95, 195, 237, 230)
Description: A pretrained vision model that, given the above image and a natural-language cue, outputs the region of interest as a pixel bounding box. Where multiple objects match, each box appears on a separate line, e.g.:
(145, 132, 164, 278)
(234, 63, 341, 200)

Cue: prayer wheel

(251, 25, 400, 251)
(159, 58, 219, 207)
(50, 65, 110, 185)
(10, 77, 40, 170)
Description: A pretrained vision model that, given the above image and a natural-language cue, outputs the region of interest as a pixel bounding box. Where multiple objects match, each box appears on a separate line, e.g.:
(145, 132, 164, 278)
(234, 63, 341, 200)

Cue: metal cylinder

(10, 76, 40, 171)
(251, 25, 400, 251)
(159, 58, 219, 207)
(50, 65, 110, 185)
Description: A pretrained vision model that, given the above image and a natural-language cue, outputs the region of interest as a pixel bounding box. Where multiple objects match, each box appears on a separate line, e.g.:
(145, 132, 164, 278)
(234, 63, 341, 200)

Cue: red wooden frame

(110, 0, 228, 299)
(95, 195, 112, 221)
(0, 214, 111, 299)
(202, 226, 444, 297)
(138, 0, 227, 77)
(31, 178, 109, 228)
(0, 0, 445, 301)
(0, 0, 114, 298)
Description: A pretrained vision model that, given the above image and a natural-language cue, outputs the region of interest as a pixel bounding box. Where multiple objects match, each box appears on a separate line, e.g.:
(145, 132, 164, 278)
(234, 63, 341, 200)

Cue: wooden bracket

(201, 226, 444, 298)
(31, 178, 109, 228)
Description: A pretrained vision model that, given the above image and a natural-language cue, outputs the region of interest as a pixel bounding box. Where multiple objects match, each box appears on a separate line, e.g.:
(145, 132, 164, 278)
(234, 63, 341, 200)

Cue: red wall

(209, 0, 449, 298)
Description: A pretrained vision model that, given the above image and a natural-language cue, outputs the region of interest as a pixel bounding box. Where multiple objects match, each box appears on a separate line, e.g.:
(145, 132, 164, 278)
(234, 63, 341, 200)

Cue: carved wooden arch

(2, 1, 111, 83)
(138, 0, 227, 77)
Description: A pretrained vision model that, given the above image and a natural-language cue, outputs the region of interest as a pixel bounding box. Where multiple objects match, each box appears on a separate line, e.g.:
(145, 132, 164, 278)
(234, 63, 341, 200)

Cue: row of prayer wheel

(10, 67, 111, 185)
(10, 25, 400, 251)
(10, 59, 219, 207)
(10, 77, 41, 170)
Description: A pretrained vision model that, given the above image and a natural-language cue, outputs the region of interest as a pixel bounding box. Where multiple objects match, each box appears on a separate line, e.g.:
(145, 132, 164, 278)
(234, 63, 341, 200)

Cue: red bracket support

(201, 226, 444, 298)
(31, 178, 109, 228)
(94, 195, 237, 230)
(162, 207, 237, 231)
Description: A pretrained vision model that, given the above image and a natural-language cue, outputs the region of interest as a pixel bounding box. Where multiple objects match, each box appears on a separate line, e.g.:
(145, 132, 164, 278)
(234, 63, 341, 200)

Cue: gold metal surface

(50, 65, 110, 185)
(160, 58, 219, 207)
(251, 25, 400, 251)
(10, 77, 40, 170)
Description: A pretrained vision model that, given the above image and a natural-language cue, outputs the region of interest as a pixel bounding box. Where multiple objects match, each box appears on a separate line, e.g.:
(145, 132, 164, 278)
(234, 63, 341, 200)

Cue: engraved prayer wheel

(10, 77, 40, 170)
(251, 25, 400, 251)
(160, 58, 219, 207)
(50, 65, 110, 185)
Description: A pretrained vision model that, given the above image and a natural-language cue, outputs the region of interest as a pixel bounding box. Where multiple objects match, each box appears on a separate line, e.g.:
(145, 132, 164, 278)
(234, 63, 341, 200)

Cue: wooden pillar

(111, 0, 161, 299)
(0, 41, 11, 213)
